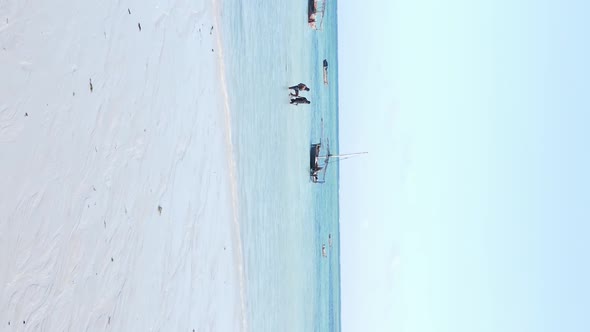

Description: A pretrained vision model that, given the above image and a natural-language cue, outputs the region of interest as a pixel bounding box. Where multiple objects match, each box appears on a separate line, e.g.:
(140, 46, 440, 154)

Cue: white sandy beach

(0, 0, 245, 330)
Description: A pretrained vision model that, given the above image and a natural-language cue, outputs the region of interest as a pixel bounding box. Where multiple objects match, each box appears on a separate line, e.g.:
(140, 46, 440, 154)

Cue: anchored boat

(310, 138, 367, 184)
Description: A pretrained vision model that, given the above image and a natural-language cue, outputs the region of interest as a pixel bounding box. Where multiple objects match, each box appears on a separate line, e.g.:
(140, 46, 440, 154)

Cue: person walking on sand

(289, 83, 310, 96)
(290, 96, 310, 105)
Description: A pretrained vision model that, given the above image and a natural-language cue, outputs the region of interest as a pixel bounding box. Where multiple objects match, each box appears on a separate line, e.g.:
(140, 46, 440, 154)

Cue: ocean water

(219, 1, 341, 331)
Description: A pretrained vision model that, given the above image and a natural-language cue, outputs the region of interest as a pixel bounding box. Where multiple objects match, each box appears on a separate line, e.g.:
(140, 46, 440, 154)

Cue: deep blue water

(219, 0, 340, 331)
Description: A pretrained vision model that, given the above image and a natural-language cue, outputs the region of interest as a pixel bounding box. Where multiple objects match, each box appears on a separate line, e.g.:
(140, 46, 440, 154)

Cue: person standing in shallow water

(290, 96, 310, 105)
(289, 83, 310, 97)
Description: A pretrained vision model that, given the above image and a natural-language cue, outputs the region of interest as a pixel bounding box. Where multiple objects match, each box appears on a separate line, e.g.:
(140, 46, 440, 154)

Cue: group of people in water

(289, 83, 311, 105)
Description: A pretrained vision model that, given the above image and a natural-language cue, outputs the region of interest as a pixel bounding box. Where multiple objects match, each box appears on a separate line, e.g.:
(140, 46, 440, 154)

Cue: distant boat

(311, 118, 366, 183)
(322, 244, 327, 257)
(308, 0, 326, 30)
(310, 119, 326, 183)
(323, 59, 329, 85)
(310, 138, 367, 183)
(310, 142, 325, 183)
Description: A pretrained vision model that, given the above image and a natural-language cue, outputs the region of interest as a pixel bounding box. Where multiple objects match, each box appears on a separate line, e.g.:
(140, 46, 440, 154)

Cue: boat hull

(308, 0, 316, 18)
(310, 143, 321, 171)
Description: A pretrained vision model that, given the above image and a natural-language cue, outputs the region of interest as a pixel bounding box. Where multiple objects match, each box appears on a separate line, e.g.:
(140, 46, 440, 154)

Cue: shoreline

(211, 0, 249, 330)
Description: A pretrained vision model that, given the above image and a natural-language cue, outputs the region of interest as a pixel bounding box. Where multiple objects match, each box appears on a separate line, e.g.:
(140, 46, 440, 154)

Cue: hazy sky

(338, 0, 590, 331)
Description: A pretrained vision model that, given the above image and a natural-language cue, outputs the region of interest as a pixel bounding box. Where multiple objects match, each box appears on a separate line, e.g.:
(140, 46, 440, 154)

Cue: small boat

(310, 143, 325, 183)
(310, 138, 367, 184)
(322, 244, 327, 257)
(323, 60, 329, 85)
(310, 119, 326, 183)
(310, 118, 367, 183)
(328, 234, 333, 247)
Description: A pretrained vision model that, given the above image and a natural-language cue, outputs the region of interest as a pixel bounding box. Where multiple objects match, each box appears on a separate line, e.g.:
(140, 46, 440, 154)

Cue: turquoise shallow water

(219, 1, 340, 331)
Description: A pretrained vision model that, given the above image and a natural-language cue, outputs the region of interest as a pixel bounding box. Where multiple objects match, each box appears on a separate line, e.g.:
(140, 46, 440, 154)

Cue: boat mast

(328, 151, 368, 159)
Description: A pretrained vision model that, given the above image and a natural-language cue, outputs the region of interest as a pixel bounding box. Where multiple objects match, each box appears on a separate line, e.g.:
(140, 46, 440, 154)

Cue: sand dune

(0, 0, 245, 330)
